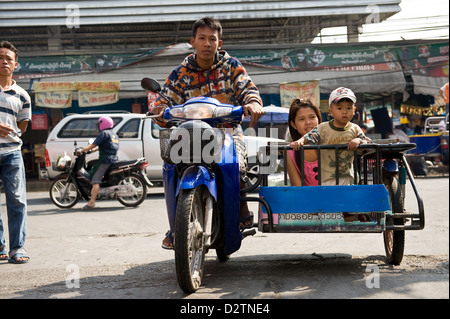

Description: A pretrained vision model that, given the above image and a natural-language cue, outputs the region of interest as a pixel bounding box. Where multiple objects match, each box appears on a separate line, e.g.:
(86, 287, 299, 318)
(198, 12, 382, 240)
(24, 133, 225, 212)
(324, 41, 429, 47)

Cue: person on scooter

(150, 16, 265, 249)
(77, 116, 119, 210)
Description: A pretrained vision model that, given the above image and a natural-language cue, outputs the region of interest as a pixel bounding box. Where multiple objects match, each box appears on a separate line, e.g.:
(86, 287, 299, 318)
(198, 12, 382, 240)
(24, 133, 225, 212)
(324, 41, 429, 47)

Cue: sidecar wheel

(383, 174, 405, 265)
(49, 177, 79, 208)
(175, 186, 207, 293)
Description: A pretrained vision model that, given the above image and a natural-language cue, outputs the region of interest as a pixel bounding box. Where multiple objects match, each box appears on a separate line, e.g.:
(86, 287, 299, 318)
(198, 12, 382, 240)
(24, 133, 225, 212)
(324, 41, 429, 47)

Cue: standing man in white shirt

(0, 41, 31, 264)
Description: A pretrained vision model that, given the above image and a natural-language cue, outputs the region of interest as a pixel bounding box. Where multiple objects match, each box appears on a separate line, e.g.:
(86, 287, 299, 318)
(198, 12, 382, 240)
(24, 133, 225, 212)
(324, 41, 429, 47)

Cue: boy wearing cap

(290, 87, 367, 185)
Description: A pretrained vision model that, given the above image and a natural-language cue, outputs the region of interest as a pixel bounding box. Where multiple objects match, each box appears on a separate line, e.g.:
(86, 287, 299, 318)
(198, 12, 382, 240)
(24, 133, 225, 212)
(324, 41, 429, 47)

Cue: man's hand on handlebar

(152, 104, 167, 118)
(147, 103, 169, 126)
(243, 101, 264, 128)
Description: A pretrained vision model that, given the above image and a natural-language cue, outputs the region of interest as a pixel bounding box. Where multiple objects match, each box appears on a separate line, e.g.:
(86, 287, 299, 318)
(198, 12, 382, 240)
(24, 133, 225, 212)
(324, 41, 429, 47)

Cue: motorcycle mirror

(141, 77, 161, 93)
(141, 77, 173, 107)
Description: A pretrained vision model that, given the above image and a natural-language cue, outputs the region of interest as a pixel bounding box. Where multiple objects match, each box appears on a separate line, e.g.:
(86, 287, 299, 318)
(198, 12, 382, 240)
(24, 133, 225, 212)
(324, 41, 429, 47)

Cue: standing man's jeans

(0, 150, 27, 257)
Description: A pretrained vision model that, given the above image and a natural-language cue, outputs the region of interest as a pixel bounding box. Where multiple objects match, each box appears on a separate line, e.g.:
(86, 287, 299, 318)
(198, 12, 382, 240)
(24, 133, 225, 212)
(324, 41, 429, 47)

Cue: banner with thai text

(33, 81, 75, 108)
(33, 82, 76, 92)
(14, 49, 162, 79)
(229, 41, 448, 77)
(279, 81, 320, 109)
(78, 91, 119, 107)
(77, 81, 120, 107)
(33, 81, 120, 108)
(76, 81, 120, 92)
(14, 42, 448, 81)
(35, 91, 73, 108)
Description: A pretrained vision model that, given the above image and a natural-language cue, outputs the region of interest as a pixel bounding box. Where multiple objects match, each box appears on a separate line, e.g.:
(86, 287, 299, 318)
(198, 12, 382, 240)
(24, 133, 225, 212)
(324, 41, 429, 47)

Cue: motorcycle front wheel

(116, 173, 147, 207)
(175, 186, 208, 293)
(49, 177, 80, 208)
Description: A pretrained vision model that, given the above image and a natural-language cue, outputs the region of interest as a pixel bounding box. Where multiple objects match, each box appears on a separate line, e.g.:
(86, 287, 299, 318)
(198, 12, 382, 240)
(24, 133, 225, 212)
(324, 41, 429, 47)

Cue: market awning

(411, 75, 449, 96)
(248, 69, 407, 95)
(15, 40, 447, 100)
(20, 60, 408, 100)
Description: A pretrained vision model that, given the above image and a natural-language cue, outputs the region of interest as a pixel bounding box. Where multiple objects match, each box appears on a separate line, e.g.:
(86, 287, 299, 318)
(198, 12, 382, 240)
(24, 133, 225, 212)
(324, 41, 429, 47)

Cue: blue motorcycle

(141, 78, 256, 293)
(142, 78, 426, 294)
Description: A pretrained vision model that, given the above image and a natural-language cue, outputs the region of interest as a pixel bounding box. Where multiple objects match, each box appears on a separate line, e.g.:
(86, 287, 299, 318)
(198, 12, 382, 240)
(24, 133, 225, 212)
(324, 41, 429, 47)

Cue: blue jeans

(0, 150, 27, 257)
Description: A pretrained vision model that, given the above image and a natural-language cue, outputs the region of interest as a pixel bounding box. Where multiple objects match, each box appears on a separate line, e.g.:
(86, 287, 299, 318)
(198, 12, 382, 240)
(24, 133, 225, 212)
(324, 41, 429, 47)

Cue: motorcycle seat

(108, 160, 138, 170)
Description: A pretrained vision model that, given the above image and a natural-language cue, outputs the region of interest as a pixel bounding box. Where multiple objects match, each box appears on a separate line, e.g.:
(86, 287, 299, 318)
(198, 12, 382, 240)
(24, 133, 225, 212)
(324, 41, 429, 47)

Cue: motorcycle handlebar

(74, 149, 97, 156)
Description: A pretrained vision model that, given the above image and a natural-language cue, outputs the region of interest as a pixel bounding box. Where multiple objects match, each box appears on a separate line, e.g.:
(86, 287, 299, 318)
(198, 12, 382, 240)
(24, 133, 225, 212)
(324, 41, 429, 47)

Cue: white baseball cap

(329, 87, 357, 106)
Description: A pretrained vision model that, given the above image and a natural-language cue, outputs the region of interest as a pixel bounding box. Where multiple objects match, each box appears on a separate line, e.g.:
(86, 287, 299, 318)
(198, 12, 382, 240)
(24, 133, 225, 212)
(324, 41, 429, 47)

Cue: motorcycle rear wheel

(175, 186, 207, 293)
(116, 173, 147, 207)
(49, 177, 80, 208)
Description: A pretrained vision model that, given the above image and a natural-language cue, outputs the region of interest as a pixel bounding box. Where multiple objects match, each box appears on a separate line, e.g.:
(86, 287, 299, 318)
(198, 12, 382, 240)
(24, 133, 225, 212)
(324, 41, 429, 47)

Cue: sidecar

(250, 141, 425, 265)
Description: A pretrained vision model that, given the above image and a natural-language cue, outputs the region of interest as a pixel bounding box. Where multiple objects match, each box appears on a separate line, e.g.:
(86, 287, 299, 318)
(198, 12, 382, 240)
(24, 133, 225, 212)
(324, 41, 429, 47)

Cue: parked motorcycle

(141, 77, 258, 293)
(49, 142, 151, 208)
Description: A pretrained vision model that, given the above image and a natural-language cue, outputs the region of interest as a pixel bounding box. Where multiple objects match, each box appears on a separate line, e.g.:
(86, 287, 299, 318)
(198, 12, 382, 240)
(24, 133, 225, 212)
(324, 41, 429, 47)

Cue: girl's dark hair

(288, 98, 322, 168)
(0, 41, 19, 61)
(192, 17, 222, 39)
(288, 98, 322, 141)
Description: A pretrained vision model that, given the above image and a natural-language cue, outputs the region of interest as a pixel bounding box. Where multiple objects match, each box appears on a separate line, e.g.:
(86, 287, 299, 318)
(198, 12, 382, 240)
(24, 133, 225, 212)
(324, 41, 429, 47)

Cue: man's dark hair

(0, 41, 19, 61)
(192, 17, 222, 39)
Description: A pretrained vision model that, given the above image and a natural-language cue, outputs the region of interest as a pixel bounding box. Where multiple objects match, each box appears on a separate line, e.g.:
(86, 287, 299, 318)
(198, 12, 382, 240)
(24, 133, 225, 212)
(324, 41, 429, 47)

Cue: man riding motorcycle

(150, 17, 264, 249)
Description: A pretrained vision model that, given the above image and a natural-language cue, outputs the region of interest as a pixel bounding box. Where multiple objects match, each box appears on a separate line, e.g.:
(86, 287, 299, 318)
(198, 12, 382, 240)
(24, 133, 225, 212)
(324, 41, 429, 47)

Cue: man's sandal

(0, 249, 8, 261)
(161, 231, 174, 250)
(240, 213, 254, 228)
(8, 253, 30, 264)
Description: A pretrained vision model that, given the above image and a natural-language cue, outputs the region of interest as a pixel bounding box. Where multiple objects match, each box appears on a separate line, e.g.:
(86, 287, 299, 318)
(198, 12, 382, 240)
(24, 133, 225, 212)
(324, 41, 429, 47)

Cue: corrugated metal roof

(1, 0, 401, 27)
(1, 0, 401, 52)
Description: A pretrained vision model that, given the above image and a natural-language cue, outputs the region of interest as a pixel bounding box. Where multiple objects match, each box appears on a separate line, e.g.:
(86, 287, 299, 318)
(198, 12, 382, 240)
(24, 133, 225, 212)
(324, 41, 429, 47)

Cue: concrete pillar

(47, 26, 62, 51)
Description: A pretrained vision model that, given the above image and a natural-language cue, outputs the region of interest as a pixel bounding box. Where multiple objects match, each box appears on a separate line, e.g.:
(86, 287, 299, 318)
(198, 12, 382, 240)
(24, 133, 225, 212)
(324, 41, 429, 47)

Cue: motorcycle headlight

(169, 107, 184, 118)
(184, 103, 214, 119)
(169, 103, 232, 119)
(214, 106, 233, 117)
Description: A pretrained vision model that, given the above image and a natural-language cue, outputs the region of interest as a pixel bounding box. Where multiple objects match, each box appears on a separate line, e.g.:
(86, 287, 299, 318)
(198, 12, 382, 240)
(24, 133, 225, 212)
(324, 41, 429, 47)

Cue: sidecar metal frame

(247, 142, 424, 234)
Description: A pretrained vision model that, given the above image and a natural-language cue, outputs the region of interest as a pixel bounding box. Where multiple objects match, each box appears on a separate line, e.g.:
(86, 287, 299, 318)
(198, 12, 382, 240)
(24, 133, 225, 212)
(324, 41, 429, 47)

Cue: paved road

(0, 177, 448, 303)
